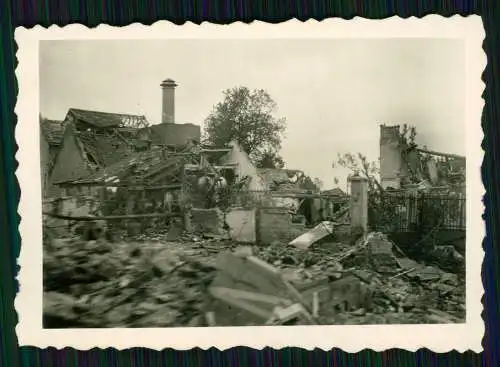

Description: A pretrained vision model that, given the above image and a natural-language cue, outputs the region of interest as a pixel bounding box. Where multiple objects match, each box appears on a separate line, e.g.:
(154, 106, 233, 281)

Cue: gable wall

(50, 122, 93, 186)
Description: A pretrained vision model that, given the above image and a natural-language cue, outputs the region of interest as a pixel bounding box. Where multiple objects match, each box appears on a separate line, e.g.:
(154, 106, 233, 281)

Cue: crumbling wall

(191, 208, 225, 235)
(226, 208, 256, 243)
(46, 196, 94, 217)
(380, 125, 405, 190)
(257, 207, 306, 245)
(43, 196, 95, 236)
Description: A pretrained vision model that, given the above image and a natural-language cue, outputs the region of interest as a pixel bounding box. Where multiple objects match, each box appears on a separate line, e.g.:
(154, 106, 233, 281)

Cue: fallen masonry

(43, 225, 466, 327)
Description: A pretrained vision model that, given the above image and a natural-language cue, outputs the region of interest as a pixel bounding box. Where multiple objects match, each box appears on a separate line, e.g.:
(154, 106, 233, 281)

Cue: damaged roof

(40, 119, 66, 146)
(75, 127, 147, 169)
(68, 108, 149, 129)
(69, 144, 199, 185)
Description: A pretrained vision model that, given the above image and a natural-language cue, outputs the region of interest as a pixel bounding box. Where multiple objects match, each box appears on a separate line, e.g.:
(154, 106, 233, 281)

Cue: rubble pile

(43, 236, 225, 328)
(43, 226, 465, 327)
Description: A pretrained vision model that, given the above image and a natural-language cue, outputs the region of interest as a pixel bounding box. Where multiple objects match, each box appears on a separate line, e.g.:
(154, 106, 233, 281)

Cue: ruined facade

(50, 109, 150, 188)
(379, 124, 406, 190)
(379, 124, 465, 192)
(47, 78, 202, 196)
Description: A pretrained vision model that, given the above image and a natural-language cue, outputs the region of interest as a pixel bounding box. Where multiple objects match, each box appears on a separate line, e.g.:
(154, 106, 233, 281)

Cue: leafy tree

(334, 152, 382, 192)
(295, 173, 321, 192)
(331, 125, 418, 190)
(399, 123, 417, 147)
(203, 87, 286, 165)
(254, 148, 285, 169)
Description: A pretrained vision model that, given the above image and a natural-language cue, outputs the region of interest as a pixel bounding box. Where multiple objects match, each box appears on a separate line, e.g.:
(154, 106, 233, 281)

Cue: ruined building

(379, 124, 465, 191)
(49, 108, 152, 191)
(44, 78, 202, 197)
(379, 124, 405, 190)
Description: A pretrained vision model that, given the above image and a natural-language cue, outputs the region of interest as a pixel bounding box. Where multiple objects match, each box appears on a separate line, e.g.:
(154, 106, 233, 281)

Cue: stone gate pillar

(349, 174, 369, 234)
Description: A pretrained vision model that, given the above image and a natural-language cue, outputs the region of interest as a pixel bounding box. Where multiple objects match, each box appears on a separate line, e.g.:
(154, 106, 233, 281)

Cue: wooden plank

(272, 303, 309, 325)
(281, 279, 317, 324)
(312, 292, 319, 318)
(214, 252, 288, 298)
(59, 182, 182, 191)
(289, 221, 334, 249)
(415, 148, 465, 160)
(208, 288, 272, 320)
(213, 164, 238, 169)
(200, 148, 232, 153)
(205, 311, 217, 326)
(268, 192, 349, 201)
(42, 212, 180, 221)
(209, 286, 291, 306)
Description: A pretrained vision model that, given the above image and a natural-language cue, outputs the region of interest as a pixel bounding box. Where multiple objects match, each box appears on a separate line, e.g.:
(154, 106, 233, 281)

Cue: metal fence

(368, 191, 466, 233)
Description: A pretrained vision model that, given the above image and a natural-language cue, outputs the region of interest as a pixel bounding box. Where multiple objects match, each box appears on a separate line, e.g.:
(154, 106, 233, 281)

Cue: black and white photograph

(15, 18, 484, 351)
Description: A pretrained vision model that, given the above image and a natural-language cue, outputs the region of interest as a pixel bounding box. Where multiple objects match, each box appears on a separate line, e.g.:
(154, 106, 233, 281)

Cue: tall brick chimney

(161, 78, 177, 123)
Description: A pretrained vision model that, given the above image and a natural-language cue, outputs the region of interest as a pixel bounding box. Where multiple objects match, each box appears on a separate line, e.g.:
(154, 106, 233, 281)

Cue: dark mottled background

(0, 1, 498, 366)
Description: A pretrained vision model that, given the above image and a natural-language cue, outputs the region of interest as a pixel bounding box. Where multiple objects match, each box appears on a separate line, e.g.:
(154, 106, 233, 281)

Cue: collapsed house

(42, 120, 467, 328)
(46, 130, 350, 247)
(371, 124, 466, 258)
(42, 78, 201, 198)
(379, 124, 465, 193)
(49, 108, 152, 193)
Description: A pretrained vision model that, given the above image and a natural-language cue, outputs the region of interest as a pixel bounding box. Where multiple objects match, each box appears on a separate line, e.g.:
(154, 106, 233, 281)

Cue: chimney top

(161, 78, 177, 88)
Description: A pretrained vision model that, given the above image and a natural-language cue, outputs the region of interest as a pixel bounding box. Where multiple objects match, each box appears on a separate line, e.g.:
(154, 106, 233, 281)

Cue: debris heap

(43, 236, 220, 328)
(43, 227, 465, 327)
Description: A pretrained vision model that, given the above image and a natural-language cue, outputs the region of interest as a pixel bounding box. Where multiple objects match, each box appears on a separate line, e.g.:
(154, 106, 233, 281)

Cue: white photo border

(15, 16, 486, 352)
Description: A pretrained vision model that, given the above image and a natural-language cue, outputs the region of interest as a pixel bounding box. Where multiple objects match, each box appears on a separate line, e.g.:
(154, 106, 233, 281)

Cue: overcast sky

(40, 39, 465, 190)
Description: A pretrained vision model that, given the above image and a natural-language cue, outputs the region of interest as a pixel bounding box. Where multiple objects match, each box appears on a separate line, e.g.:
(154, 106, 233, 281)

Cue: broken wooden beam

(205, 312, 217, 326)
(213, 164, 239, 170)
(59, 182, 182, 191)
(42, 212, 180, 221)
(312, 292, 319, 318)
(200, 148, 233, 153)
(271, 303, 311, 325)
(268, 192, 349, 200)
(209, 286, 291, 306)
(208, 288, 272, 320)
(415, 148, 465, 160)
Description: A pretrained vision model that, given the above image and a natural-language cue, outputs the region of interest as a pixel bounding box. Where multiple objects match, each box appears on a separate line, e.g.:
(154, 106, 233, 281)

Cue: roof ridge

(69, 107, 147, 118)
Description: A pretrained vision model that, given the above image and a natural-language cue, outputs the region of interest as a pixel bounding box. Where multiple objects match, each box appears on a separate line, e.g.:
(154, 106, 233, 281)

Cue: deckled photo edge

(14, 15, 485, 353)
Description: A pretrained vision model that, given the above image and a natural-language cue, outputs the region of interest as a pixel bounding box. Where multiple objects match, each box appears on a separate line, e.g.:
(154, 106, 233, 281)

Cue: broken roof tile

(69, 108, 149, 129)
(75, 128, 144, 168)
(70, 144, 198, 185)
